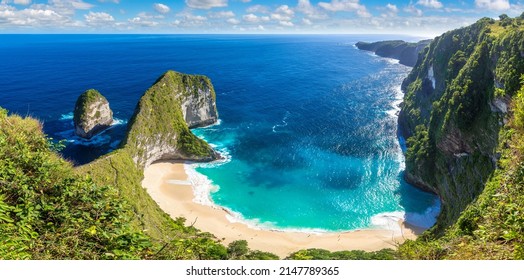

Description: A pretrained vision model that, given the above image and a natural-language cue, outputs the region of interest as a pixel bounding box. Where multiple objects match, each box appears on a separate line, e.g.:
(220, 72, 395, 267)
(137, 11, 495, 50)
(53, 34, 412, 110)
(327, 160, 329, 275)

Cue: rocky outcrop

(399, 17, 524, 232)
(73, 89, 113, 139)
(356, 39, 431, 67)
(123, 70, 220, 168)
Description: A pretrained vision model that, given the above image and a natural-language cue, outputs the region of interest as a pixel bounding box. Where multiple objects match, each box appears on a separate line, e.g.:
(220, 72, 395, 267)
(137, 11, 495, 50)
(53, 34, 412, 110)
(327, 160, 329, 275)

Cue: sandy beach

(142, 161, 424, 258)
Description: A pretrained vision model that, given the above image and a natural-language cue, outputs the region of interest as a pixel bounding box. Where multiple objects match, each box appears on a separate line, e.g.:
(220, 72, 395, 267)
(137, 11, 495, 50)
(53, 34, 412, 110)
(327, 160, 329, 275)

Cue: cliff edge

(399, 16, 524, 232)
(356, 39, 431, 67)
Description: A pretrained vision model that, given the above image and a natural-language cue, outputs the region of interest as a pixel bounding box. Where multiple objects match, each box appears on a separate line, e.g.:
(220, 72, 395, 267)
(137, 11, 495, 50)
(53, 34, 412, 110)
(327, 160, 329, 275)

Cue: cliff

(123, 70, 219, 168)
(356, 39, 431, 67)
(399, 16, 524, 235)
(73, 89, 113, 139)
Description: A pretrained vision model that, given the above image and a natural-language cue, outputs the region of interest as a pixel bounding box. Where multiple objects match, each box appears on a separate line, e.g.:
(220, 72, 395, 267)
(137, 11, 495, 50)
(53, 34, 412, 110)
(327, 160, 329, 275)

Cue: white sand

(142, 161, 424, 258)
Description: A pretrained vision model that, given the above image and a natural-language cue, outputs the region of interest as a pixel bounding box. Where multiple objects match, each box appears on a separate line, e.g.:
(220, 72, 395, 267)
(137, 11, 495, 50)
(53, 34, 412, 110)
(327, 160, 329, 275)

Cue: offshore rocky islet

(73, 89, 114, 139)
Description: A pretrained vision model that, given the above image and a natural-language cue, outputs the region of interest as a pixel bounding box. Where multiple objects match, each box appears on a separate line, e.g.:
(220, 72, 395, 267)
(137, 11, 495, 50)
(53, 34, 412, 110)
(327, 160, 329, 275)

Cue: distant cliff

(356, 40, 431, 67)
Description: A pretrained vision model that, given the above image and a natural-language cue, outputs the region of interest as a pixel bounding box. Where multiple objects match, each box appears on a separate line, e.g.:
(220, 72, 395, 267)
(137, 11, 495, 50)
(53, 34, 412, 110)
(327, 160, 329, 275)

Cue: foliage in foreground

(0, 108, 278, 260)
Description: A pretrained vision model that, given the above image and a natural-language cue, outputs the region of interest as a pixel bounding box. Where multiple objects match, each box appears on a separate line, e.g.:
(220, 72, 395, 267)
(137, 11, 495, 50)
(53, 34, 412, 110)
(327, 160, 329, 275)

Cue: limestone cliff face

(123, 70, 219, 168)
(73, 89, 113, 139)
(356, 40, 431, 67)
(181, 85, 218, 128)
(399, 17, 524, 231)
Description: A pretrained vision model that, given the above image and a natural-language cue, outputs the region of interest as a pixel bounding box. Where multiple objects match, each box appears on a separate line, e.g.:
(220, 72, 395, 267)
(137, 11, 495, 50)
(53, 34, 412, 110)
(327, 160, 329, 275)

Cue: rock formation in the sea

(73, 89, 113, 139)
(398, 16, 524, 232)
(123, 70, 220, 168)
(356, 39, 431, 67)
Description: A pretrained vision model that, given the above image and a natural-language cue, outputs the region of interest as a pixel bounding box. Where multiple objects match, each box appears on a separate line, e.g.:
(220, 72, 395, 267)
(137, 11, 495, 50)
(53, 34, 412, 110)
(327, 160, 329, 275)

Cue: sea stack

(73, 89, 113, 139)
(123, 70, 220, 168)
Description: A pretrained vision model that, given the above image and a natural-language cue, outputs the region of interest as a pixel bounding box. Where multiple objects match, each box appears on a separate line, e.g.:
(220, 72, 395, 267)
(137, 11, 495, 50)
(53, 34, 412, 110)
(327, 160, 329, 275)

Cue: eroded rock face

(73, 89, 113, 139)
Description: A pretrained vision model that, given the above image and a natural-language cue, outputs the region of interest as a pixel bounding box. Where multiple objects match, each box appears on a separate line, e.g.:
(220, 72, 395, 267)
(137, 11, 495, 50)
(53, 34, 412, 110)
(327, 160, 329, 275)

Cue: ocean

(0, 34, 439, 232)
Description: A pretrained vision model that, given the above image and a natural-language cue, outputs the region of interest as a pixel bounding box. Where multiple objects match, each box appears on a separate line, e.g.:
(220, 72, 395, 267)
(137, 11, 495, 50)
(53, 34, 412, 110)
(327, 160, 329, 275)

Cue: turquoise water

(0, 35, 439, 232)
(185, 39, 439, 231)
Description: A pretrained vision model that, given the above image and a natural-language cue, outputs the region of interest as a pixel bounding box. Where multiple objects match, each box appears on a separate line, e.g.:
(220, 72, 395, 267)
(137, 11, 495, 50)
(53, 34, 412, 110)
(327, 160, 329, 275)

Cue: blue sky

(0, 0, 522, 35)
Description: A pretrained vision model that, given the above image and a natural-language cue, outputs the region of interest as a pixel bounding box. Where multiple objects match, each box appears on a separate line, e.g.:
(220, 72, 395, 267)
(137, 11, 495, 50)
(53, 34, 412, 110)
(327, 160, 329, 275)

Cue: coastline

(142, 161, 426, 258)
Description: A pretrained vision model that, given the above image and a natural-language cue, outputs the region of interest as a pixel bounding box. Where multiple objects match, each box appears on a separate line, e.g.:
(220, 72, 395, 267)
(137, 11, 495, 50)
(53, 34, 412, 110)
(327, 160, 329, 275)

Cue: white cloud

(404, 4, 423, 16)
(279, 20, 293, 27)
(185, 0, 227, 9)
(318, 0, 370, 17)
(0, 5, 76, 27)
(275, 5, 294, 16)
(14, 0, 31, 5)
(84, 11, 114, 26)
(302, 18, 312, 25)
(417, 0, 443, 9)
(270, 5, 294, 21)
(386, 3, 398, 13)
(380, 3, 398, 17)
(475, 0, 510, 11)
(227, 17, 239, 24)
(29, 0, 93, 16)
(209, 10, 234, 18)
(246, 4, 268, 14)
(296, 0, 327, 20)
(128, 16, 158, 27)
(98, 0, 120, 3)
(153, 3, 170, 14)
(242, 13, 258, 22)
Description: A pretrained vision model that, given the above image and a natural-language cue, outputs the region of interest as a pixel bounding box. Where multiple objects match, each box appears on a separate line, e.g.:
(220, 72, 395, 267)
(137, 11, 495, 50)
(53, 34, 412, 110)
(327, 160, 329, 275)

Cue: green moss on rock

(73, 89, 113, 139)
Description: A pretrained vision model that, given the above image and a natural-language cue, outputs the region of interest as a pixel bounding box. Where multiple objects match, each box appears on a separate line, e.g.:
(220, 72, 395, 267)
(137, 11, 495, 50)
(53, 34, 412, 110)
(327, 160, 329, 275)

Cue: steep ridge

(123, 70, 220, 169)
(399, 16, 524, 234)
(76, 70, 223, 246)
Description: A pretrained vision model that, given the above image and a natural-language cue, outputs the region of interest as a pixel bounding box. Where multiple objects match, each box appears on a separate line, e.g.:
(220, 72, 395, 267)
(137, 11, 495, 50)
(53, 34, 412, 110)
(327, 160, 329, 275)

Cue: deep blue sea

(0, 34, 439, 232)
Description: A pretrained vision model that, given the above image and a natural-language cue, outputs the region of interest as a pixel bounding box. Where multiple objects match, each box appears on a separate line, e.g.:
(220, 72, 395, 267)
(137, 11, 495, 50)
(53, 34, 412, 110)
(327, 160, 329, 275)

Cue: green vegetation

(0, 108, 152, 259)
(398, 82, 524, 259)
(400, 15, 524, 233)
(1, 69, 239, 260)
(3, 16, 524, 260)
(287, 249, 395, 260)
(123, 70, 217, 169)
(396, 15, 524, 259)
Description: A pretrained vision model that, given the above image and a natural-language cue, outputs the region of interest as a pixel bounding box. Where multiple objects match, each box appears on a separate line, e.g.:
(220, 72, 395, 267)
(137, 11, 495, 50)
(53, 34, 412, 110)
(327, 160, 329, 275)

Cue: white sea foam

(198, 118, 222, 129)
(272, 111, 290, 133)
(385, 84, 404, 118)
(223, 209, 333, 234)
(370, 198, 441, 233)
(60, 112, 74, 120)
(56, 112, 127, 147)
(56, 129, 113, 146)
(370, 211, 405, 233)
(184, 164, 219, 206)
